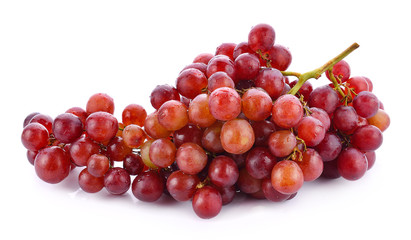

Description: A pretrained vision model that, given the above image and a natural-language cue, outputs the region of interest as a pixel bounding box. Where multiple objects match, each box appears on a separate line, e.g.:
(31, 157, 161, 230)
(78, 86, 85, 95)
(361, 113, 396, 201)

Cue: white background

(1, 0, 410, 239)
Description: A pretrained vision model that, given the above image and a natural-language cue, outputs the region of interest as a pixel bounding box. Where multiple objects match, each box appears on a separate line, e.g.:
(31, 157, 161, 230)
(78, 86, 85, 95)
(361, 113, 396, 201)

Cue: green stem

(327, 68, 346, 98)
(288, 42, 360, 95)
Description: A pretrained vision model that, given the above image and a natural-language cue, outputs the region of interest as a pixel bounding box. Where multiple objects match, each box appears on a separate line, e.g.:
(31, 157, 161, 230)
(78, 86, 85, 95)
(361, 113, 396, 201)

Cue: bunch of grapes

(21, 23, 390, 219)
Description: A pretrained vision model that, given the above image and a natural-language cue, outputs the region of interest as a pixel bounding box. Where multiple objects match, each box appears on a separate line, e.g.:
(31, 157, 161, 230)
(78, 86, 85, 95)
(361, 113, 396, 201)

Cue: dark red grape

(237, 168, 262, 194)
(123, 153, 144, 175)
(337, 147, 368, 181)
(308, 85, 339, 114)
(234, 53, 260, 80)
(352, 91, 379, 118)
(208, 155, 239, 188)
(267, 44, 292, 71)
(245, 147, 277, 179)
(315, 132, 342, 162)
(251, 120, 276, 147)
(332, 106, 358, 133)
(261, 178, 291, 202)
(52, 113, 83, 143)
(104, 167, 131, 195)
(106, 136, 132, 162)
(166, 170, 200, 201)
(255, 68, 284, 99)
(132, 170, 164, 202)
(351, 125, 383, 151)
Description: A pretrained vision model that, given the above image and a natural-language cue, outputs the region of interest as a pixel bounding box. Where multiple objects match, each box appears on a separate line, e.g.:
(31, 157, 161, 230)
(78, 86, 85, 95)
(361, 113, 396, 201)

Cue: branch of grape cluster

(284, 43, 360, 96)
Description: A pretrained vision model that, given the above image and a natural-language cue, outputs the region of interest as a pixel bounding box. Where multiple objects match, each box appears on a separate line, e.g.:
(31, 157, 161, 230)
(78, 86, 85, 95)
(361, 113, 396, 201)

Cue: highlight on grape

(21, 23, 390, 219)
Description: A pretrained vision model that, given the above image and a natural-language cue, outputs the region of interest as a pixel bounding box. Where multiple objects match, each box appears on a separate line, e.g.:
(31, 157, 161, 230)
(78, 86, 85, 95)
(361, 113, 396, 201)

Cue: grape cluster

(21, 23, 390, 219)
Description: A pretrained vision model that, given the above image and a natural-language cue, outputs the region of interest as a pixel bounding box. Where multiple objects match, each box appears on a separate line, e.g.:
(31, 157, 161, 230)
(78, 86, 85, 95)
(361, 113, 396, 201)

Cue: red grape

(326, 60, 350, 83)
(296, 116, 326, 147)
(215, 42, 237, 60)
(193, 53, 214, 64)
(245, 147, 277, 179)
(104, 167, 131, 195)
(206, 55, 237, 83)
(123, 153, 144, 175)
(268, 130, 296, 157)
(248, 23, 275, 52)
(367, 109, 390, 132)
(337, 147, 368, 181)
(78, 168, 104, 193)
(176, 68, 208, 99)
(86, 93, 114, 115)
(85, 112, 118, 143)
(332, 106, 359, 133)
(149, 138, 176, 168)
(220, 119, 255, 154)
(131, 170, 164, 202)
(188, 94, 216, 128)
(69, 135, 100, 166)
(241, 88, 273, 121)
(122, 124, 145, 148)
(351, 125, 383, 151)
(122, 104, 147, 126)
(208, 155, 239, 188)
(21, 123, 49, 152)
(176, 143, 208, 175)
(266, 44, 292, 71)
(271, 94, 303, 128)
(234, 53, 260, 80)
(208, 87, 241, 121)
(192, 186, 222, 219)
(315, 132, 342, 162)
(255, 68, 284, 99)
(34, 146, 71, 184)
(166, 170, 200, 201)
(296, 148, 323, 181)
(352, 91, 379, 118)
(271, 160, 304, 194)
(308, 85, 339, 114)
(157, 100, 189, 131)
(52, 113, 83, 143)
